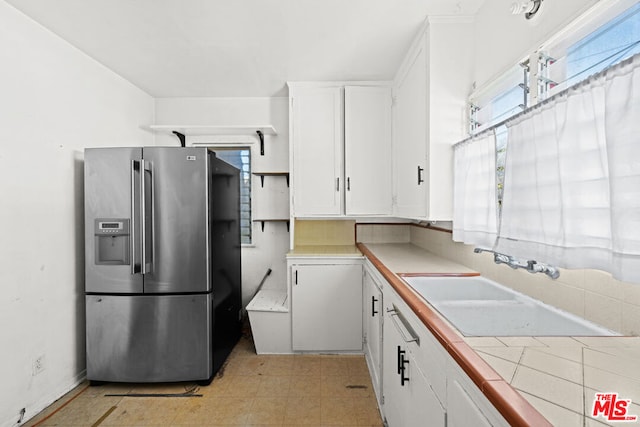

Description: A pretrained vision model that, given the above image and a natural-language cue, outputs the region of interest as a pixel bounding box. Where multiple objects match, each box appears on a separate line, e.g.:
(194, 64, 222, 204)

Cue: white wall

(0, 2, 154, 426)
(472, 0, 600, 89)
(154, 97, 290, 309)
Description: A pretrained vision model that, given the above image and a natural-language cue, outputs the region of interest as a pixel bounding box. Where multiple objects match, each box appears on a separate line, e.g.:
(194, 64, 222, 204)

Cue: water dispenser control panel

(96, 220, 128, 235)
(94, 218, 130, 265)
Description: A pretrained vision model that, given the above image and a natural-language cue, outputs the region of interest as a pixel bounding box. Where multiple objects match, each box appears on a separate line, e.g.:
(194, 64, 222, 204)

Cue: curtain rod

(453, 52, 639, 149)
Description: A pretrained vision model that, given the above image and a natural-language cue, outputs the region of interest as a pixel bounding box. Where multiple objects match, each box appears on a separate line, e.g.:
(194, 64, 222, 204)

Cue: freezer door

(142, 147, 210, 293)
(84, 148, 143, 293)
(86, 294, 212, 382)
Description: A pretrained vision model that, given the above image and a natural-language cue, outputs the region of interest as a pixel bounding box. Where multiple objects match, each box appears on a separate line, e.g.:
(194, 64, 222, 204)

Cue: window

(542, 3, 640, 97)
(212, 148, 252, 244)
(467, 2, 640, 209)
(469, 62, 529, 133)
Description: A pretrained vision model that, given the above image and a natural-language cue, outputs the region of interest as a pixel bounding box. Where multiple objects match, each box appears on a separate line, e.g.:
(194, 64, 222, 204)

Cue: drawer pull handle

(389, 307, 420, 345)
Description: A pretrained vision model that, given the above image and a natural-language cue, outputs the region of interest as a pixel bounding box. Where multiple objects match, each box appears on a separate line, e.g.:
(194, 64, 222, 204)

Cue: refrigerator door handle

(131, 160, 141, 274)
(142, 160, 154, 274)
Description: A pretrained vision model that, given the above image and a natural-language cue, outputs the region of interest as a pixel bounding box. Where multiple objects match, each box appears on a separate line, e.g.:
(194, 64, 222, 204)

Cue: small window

(542, 3, 640, 97)
(212, 148, 252, 245)
(469, 62, 529, 133)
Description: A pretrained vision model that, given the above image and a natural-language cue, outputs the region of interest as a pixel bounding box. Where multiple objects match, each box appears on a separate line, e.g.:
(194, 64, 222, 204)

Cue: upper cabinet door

(393, 43, 428, 219)
(345, 86, 393, 216)
(291, 86, 343, 216)
(392, 19, 474, 221)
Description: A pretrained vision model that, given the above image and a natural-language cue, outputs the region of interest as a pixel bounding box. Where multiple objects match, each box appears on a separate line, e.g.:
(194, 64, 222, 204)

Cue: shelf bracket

(256, 130, 264, 156)
(172, 131, 186, 147)
(256, 220, 290, 232)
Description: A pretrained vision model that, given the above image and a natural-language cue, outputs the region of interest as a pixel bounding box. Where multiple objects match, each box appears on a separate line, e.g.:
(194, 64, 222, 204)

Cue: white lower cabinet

(447, 378, 493, 427)
(447, 362, 509, 427)
(363, 265, 383, 401)
(382, 291, 445, 427)
(375, 265, 509, 427)
(289, 259, 363, 351)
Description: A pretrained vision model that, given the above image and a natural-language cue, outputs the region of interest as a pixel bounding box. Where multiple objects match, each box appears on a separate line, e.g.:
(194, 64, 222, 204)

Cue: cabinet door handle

(371, 296, 378, 317)
(397, 345, 405, 375)
(417, 166, 424, 185)
(400, 354, 410, 386)
(294, 270, 298, 285)
(336, 177, 340, 192)
(347, 177, 351, 191)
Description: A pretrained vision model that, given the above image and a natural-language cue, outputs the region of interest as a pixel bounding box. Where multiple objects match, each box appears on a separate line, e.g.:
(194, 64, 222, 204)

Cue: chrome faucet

(526, 260, 560, 279)
(473, 248, 560, 280)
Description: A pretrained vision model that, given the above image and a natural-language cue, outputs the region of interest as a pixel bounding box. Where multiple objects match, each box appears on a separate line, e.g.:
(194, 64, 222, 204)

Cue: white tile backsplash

(585, 292, 623, 333)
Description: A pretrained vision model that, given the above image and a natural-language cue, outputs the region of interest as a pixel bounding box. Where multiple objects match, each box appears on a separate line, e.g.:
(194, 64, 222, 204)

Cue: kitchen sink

(402, 276, 619, 337)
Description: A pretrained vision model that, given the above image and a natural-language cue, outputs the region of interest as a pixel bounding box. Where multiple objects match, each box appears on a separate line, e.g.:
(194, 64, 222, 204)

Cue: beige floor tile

(263, 356, 296, 376)
(25, 336, 382, 427)
(247, 397, 288, 425)
(289, 376, 322, 397)
(321, 398, 358, 426)
(352, 396, 383, 426)
(222, 355, 269, 376)
(320, 357, 351, 376)
(37, 396, 121, 427)
(345, 357, 371, 377)
(101, 396, 183, 425)
(256, 375, 292, 397)
(291, 356, 323, 376)
(320, 375, 375, 399)
(284, 396, 322, 425)
(223, 375, 262, 398)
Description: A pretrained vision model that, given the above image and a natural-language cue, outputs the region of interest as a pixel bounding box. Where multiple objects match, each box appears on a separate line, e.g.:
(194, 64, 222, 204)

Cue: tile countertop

(359, 243, 640, 427)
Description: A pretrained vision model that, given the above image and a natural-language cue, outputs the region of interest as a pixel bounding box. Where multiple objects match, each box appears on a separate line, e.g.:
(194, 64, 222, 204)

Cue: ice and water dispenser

(94, 219, 130, 265)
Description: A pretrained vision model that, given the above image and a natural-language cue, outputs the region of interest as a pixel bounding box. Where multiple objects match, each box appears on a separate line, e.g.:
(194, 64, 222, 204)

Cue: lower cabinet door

(447, 378, 493, 427)
(364, 269, 383, 399)
(291, 263, 363, 351)
(405, 357, 446, 427)
(382, 304, 446, 427)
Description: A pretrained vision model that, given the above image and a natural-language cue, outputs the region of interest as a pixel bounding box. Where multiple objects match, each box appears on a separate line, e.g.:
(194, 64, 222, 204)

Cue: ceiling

(6, 0, 484, 97)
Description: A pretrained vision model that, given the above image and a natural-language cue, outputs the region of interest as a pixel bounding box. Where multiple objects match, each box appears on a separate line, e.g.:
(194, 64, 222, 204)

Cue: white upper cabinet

(392, 18, 474, 221)
(290, 85, 344, 216)
(345, 86, 393, 216)
(289, 83, 392, 217)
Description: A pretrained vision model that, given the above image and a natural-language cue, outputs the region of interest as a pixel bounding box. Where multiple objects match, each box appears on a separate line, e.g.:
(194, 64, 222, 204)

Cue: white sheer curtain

(452, 131, 498, 248)
(605, 55, 640, 282)
(496, 54, 640, 282)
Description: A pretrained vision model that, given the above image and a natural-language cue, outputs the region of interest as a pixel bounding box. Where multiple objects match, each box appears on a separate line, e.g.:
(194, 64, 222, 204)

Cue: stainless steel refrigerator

(84, 147, 242, 384)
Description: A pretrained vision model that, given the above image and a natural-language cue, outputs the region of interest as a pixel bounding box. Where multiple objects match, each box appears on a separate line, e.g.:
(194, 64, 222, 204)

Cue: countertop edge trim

(356, 242, 552, 427)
